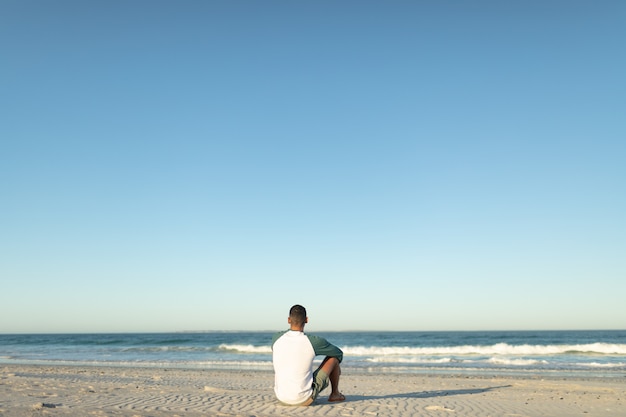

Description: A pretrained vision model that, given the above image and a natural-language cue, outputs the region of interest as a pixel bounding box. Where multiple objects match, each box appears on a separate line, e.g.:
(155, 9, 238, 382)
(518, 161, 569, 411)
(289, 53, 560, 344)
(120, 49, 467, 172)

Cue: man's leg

(319, 356, 344, 402)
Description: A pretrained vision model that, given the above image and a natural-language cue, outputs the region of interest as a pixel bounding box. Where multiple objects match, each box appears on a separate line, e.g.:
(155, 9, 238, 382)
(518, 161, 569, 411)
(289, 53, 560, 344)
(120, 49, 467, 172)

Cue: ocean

(1, 331, 625, 378)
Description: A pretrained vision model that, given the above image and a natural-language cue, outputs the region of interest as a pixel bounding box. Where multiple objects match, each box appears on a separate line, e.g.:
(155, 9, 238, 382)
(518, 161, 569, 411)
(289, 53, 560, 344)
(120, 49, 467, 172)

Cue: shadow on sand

(342, 385, 512, 402)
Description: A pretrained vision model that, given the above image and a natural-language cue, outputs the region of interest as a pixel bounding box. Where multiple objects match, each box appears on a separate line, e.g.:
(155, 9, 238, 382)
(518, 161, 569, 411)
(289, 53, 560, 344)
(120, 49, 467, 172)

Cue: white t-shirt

(271, 330, 343, 405)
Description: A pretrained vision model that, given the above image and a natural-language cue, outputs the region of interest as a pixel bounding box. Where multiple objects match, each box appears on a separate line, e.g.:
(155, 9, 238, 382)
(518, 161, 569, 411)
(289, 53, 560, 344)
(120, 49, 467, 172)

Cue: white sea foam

(575, 362, 625, 368)
(367, 357, 456, 364)
(219, 342, 626, 357)
(342, 343, 626, 356)
(487, 357, 549, 366)
(218, 344, 272, 354)
(194, 360, 273, 369)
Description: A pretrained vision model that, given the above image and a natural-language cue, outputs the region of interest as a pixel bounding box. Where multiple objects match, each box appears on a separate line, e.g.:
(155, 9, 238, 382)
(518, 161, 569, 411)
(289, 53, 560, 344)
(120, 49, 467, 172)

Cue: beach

(1, 364, 624, 417)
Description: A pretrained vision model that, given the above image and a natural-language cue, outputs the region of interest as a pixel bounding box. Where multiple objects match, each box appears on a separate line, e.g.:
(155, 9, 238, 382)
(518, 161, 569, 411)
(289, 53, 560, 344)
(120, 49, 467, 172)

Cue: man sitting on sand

(271, 304, 345, 405)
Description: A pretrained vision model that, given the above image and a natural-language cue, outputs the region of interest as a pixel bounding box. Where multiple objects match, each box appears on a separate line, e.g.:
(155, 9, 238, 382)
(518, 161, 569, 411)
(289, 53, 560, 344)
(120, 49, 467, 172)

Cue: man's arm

(307, 335, 343, 362)
(271, 330, 288, 349)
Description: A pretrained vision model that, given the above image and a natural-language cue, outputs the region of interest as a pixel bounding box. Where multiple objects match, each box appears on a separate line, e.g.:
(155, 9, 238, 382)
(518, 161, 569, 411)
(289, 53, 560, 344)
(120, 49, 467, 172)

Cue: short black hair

(289, 304, 307, 326)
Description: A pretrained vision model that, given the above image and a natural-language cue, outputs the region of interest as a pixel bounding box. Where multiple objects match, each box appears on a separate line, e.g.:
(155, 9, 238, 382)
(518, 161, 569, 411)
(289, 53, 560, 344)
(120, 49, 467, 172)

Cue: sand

(1, 364, 624, 417)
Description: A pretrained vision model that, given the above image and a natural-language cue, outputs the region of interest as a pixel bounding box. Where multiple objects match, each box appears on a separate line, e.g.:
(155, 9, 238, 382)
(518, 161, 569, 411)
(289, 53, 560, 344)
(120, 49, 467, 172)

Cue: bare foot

(328, 393, 345, 402)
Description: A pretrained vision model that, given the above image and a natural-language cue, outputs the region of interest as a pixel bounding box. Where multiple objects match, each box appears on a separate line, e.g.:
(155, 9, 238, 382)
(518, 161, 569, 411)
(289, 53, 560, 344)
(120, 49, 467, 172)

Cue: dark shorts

(311, 367, 330, 400)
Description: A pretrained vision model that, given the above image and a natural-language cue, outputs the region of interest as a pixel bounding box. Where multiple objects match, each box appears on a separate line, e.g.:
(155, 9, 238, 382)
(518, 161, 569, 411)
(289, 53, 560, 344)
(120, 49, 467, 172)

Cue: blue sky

(1, 1, 625, 333)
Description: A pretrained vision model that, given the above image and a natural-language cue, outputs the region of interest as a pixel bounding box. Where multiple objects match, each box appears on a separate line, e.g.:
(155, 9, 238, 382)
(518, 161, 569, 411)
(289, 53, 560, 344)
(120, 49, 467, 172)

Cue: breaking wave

(342, 343, 626, 356)
(218, 344, 272, 354)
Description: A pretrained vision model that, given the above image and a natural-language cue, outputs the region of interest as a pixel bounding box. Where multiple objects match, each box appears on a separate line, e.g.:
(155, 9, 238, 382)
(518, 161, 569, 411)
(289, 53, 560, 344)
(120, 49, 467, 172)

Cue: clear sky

(1, 1, 625, 333)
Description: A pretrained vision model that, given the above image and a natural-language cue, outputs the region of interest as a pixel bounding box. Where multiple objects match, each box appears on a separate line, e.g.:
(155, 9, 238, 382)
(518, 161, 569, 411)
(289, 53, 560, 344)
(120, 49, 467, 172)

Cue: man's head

(288, 304, 308, 329)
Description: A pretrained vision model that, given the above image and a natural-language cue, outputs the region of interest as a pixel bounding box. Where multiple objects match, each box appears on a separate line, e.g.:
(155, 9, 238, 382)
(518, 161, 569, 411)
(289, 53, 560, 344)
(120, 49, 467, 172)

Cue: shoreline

(1, 364, 624, 416)
(2, 359, 624, 381)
